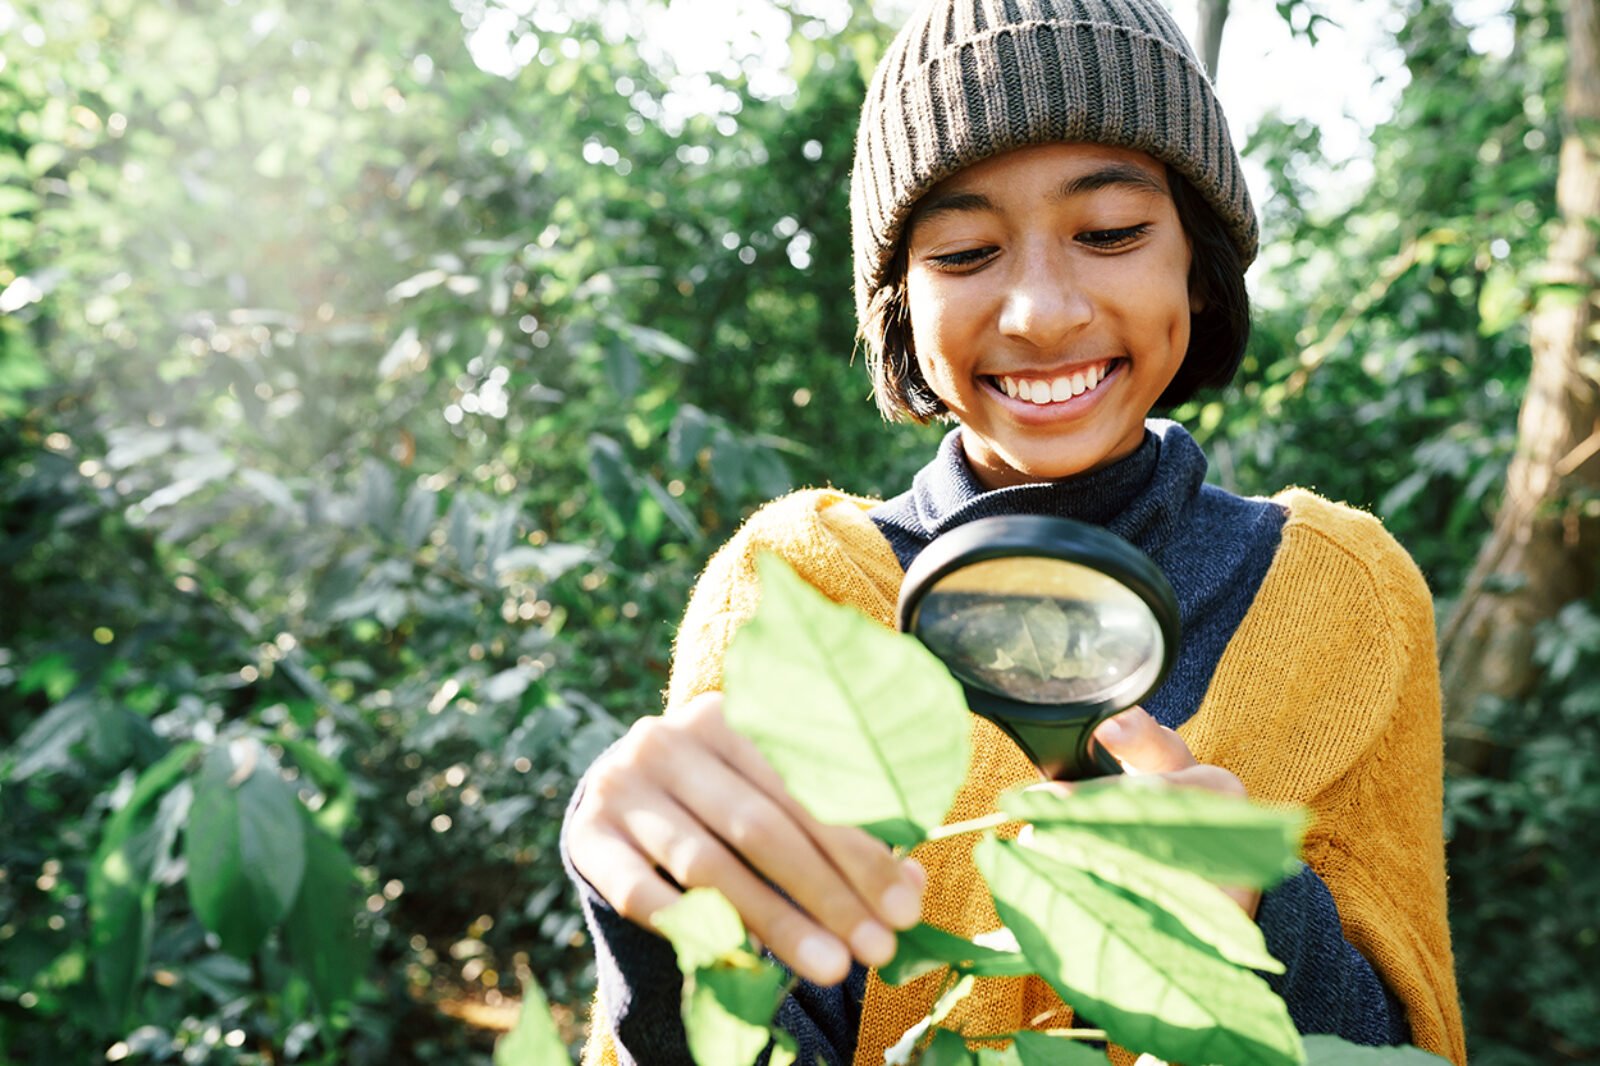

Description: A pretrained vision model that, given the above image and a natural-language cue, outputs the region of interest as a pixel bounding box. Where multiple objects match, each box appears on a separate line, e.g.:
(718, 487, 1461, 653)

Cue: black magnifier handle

(964, 688, 1123, 780)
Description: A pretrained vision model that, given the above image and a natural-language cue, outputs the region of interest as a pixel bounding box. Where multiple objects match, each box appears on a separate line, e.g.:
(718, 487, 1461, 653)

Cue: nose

(997, 251, 1093, 346)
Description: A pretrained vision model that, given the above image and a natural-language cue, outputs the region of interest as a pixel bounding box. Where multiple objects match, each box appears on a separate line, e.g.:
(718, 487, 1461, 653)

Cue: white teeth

(998, 362, 1113, 404)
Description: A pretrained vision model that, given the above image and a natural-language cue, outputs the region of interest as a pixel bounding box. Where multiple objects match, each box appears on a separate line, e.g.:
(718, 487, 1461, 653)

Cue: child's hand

(1087, 706, 1262, 918)
(565, 690, 927, 985)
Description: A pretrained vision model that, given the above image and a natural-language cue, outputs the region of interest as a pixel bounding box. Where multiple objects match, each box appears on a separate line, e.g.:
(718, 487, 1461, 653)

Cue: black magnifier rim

(897, 513, 1181, 730)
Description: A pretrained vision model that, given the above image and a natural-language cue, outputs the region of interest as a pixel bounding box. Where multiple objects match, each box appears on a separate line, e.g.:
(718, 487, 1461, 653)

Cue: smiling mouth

(987, 358, 1123, 405)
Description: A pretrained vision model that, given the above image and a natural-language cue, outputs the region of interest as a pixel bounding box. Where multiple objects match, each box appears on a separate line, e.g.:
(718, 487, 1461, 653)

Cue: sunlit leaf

(652, 887, 747, 972)
(494, 974, 571, 1066)
(1016, 831, 1283, 973)
(923, 1027, 978, 1065)
(1010, 1031, 1109, 1064)
(1000, 780, 1305, 888)
(975, 838, 1301, 1066)
(880, 922, 1033, 986)
(723, 554, 970, 846)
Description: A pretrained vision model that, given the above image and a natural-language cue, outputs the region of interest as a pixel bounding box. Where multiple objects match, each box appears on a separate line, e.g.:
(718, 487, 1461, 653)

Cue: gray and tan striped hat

(849, 0, 1258, 326)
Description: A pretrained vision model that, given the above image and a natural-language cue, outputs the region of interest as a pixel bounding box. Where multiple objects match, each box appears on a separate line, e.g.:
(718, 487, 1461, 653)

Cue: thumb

(1091, 707, 1196, 775)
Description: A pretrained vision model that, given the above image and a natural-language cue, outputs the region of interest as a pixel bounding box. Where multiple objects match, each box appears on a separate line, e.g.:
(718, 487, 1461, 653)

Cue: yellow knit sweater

(582, 487, 1466, 1066)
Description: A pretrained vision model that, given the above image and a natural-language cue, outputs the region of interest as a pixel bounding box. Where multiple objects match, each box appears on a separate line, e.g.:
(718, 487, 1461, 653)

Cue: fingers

(1092, 706, 1198, 776)
(568, 691, 926, 985)
(691, 702, 925, 930)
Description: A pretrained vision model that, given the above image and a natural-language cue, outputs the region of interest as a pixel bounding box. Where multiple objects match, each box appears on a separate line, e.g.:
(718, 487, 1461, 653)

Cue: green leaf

(618, 320, 698, 363)
(1000, 779, 1306, 888)
(1009, 1031, 1109, 1064)
(723, 554, 970, 846)
(400, 482, 438, 551)
(1016, 832, 1283, 973)
(880, 922, 1034, 986)
(283, 820, 367, 1016)
(1301, 1035, 1452, 1064)
(682, 971, 775, 1066)
(697, 962, 789, 1026)
(924, 1028, 978, 1065)
(494, 974, 571, 1066)
(90, 776, 193, 1027)
(975, 838, 1301, 1066)
(184, 740, 308, 958)
(277, 736, 354, 835)
(767, 1030, 798, 1066)
(653, 890, 790, 1066)
(652, 887, 748, 972)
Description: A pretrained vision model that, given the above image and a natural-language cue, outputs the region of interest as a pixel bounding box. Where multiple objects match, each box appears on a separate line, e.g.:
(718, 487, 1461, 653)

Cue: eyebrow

(910, 163, 1169, 227)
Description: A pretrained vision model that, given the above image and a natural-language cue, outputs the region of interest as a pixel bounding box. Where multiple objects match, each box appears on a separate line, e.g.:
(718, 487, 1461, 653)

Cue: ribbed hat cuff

(850, 19, 1258, 321)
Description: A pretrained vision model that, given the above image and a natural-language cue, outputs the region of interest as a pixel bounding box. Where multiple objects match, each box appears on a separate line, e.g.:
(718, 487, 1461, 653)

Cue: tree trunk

(1439, 0, 1600, 771)
(1196, 0, 1229, 82)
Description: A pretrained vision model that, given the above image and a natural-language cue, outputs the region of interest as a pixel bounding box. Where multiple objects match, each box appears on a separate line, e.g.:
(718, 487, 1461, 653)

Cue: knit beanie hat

(849, 0, 1258, 328)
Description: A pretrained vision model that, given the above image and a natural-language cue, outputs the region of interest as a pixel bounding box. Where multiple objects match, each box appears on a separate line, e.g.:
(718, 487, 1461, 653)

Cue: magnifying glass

(897, 515, 1180, 780)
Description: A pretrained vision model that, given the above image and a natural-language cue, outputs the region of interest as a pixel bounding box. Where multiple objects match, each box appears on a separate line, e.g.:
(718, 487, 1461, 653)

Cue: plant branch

(923, 811, 1009, 843)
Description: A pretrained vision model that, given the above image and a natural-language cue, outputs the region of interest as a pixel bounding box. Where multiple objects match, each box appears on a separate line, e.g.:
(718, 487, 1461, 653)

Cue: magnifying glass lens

(913, 557, 1165, 706)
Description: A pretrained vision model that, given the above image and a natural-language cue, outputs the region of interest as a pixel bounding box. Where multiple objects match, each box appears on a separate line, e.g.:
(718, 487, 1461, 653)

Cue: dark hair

(860, 169, 1251, 423)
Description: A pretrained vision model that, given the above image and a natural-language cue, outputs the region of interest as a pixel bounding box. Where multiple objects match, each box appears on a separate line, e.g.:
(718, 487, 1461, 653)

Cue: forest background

(2, 0, 1598, 1062)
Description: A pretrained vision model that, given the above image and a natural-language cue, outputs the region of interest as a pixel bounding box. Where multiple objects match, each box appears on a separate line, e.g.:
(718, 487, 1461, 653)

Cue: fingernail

(902, 858, 926, 891)
(796, 934, 849, 982)
(849, 920, 896, 964)
(881, 882, 922, 928)
(1096, 716, 1125, 745)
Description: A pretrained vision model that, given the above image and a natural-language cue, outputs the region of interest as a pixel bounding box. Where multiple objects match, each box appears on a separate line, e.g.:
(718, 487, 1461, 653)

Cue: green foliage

(1000, 781, 1307, 888)
(653, 889, 793, 1066)
(879, 923, 1032, 986)
(724, 554, 971, 846)
(494, 975, 570, 1066)
(184, 742, 308, 959)
(1445, 597, 1600, 1063)
(977, 836, 1299, 1066)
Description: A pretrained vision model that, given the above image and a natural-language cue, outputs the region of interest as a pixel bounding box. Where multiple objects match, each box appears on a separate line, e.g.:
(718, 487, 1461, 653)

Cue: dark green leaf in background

(283, 817, 367, 1017)
(89, 743, 198, 1026)
(184, 740, 308, 958)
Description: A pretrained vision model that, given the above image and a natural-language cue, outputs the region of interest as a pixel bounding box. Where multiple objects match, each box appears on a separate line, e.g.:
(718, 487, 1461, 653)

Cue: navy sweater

(560, 421, 1409, 1064)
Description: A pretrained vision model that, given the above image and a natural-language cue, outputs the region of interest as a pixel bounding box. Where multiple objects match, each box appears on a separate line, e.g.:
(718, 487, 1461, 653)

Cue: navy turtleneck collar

(877, 419, 1205, 562)
(868, 419, 1286, 728)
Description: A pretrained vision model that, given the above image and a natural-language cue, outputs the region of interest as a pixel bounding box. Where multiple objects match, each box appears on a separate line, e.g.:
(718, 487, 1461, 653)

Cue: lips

(989, 358, 1119, 406)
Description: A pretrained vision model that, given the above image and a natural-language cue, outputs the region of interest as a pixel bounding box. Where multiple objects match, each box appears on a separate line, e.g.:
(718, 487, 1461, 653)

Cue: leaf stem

(923, 811, 1009, 842)
(963, 1028, 1109, 1042)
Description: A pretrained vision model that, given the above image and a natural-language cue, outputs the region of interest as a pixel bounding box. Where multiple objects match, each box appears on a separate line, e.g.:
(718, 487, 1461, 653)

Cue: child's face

(904, 143, 1196, 489)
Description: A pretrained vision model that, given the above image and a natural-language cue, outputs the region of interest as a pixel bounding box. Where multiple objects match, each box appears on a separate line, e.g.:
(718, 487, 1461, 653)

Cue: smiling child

(561, 1, 1466, 1063)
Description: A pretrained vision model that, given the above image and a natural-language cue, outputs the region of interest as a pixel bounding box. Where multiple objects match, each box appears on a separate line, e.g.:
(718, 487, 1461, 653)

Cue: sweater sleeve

(1183, 492, 1466, 1064)
(1254, 864, 1409, 1043)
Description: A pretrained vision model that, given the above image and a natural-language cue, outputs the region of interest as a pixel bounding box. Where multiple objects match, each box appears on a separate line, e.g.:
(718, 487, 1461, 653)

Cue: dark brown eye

(1077, 224, 1151, 249)
(929, 246, 998, 269)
